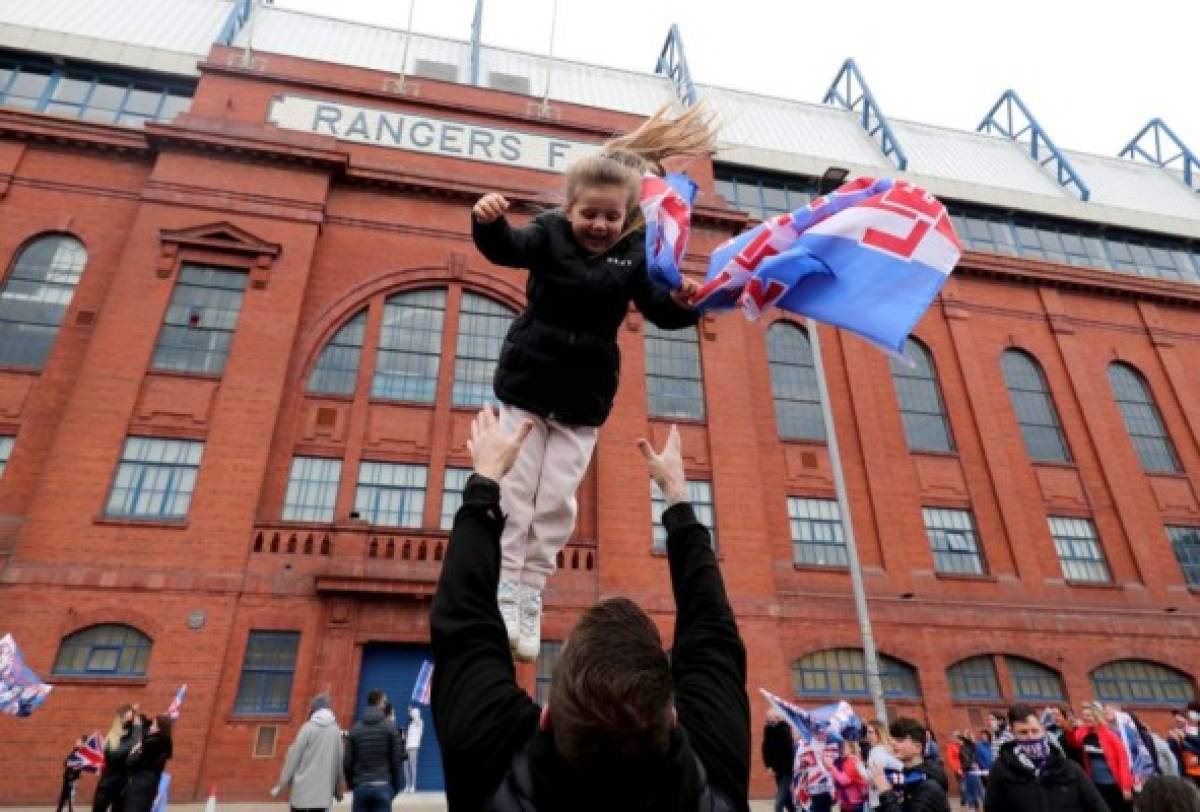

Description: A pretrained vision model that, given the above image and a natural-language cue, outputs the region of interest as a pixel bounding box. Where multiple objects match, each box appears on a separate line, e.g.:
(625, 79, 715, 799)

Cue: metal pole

(539, 0, 558, 117)
(805, 317, 888, 723)
(468, 0, 484, 86)
(397, 0, 417, 91)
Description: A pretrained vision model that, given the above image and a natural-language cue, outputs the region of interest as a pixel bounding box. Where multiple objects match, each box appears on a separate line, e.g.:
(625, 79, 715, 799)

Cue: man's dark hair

(367, 689, 386, 707)
(383, 700, 394, 718)
(889, 716, 927, 745)
(1007, 703, 1038, 725)
(548, 597, 673, 768)
(1135, 776, 1200, 812)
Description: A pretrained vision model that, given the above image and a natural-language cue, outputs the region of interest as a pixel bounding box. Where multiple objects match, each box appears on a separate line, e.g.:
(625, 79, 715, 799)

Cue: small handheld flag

(0, 633, 52, 716)
(411, 660, 433, 706)
(65, 731, 106, 774)
(640, 171, 698, 292)
(694, 177, 961, 357)
(166, 684, 187, 720)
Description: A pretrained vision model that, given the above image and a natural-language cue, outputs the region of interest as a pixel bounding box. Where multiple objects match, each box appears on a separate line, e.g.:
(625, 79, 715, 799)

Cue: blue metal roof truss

(1120, 118, 1200, 194)
(654, 24, 698, 108)
(978, 89, 1090, 201)
(822, 58, 908, 171)
(217, 0, 253, 46)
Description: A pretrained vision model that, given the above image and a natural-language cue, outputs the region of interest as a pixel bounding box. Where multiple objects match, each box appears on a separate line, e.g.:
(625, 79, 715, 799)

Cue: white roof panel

(1065, 150, 1200, 222)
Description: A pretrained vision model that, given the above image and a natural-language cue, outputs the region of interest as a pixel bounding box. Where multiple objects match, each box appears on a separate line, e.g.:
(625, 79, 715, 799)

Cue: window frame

(371, 288, 446, 404)
(281, 456, 343, 523)
(353, 461, 429, 529)
(104, 436, 204, 521)
(947, 655, 1002, 701)
(1107, 363, 1181, 474)
(307, 310, 367, 396)
(788, 496, 847, 568)
(0, 233, 88, 370)
(767, 321, 825, 441)
(1047, 516, 1112, 584)
(1091, 659, 1196, 707)
(1001, 350, 1072, 464)
(52, 624, 152, 679)
(0, 434, 13, 479)
(651, 479, 715, 552)
(233, 630, 301, 717)
(1166, 525, 1200, 588)
(792, 648, 921, 699)
(451, 292, 516, 408)
(644, 322, 706, 421)
(150, 263, 249, 377)
(891, 338, 955, 453)
(922, 506, 987, 576)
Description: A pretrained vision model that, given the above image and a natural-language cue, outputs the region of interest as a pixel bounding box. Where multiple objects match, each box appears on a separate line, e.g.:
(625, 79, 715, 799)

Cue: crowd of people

(763, 700, 1200, 812)
(70, 704, 173, 812)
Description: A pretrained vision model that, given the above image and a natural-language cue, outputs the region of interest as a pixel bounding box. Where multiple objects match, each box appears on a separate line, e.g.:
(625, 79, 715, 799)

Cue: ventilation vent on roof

(413, 59, 459, 83)
(488, 71, 531, 96)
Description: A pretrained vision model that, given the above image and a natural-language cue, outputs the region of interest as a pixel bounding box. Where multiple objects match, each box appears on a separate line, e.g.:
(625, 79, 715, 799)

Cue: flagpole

(539, 0, 558, 117)
(805, 317, 888, 724)
(397, 0, 417, 91)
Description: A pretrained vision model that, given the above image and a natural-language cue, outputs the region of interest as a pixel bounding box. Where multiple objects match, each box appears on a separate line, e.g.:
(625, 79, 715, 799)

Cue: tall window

(105, 437, 203, 520)
(891, 339, 954, 453)
(1001, 350, 1070, 463)
(0, 234, 87, 369)
(651, 479, 715, 551)
(1108, 363, 1180, 474)
(453, 293, 515, 407)
(0, 435, 12, 478)
(535, 641, 563, 706)
(788, 497, 847, 567)
(52, 624, 151, 677)
(354, 462, 427, 528)
(1008, 657, 1066, 701)
(152, 265, 247, 375)
(645, 323, 705, 420)
(768, 323, 824, 441)
(282, 457, 342, 523)
(947, 656, 1001, 700)
(1091, 660, 1195, 706)
(1167, 526, 1200, 587)
(713, 167, 817, 220)
(1048, 516, 1111, 584)
(922, 507, 986, 575)
(792, 649, 921, 699)
(234, 631, 300, 716)
(307, 311, 367, 396)
(0, 57, 192, 125)
(372, 289, 445, 402)
(440, 467, 472, 530)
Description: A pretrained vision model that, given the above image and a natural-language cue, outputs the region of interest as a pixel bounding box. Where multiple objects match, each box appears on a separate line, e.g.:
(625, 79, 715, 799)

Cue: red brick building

(0, 2, 1198, 804)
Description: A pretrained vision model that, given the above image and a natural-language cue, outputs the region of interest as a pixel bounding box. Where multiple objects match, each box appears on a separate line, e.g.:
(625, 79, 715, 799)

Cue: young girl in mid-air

(470, 104, 715, 660)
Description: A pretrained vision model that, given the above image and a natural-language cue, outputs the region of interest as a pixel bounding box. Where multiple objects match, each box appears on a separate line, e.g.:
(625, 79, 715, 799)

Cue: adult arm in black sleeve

(632, 268, 701, 330)
(342, 729, 355, 789)
(471, 214, 548, 270)
(430, 474, 540, 811)
(1075, 764, 1110, 812)
(664, 501, 751, 811)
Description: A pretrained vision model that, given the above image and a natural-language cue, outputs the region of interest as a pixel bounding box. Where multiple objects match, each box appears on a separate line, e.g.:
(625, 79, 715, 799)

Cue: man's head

(367, 689, 386, 708)
(547, 597, 674, 768)
(888, 717, 927, 766)
(1008, 703, 1044, 741)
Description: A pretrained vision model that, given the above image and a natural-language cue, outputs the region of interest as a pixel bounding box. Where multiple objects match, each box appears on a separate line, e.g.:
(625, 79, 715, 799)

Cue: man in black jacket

(878, 717, 950, 812)
(984, 703, 1106, 812)
(762, 711, 796, 812)
(431, 407, 750, 811)
(344, 689, 405, 810)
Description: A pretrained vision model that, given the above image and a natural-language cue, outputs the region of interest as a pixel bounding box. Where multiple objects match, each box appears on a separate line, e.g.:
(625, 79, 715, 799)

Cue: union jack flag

(66, 731, 105, 774)
(639, 171, 697, 292)
(166, 684, 186, 719)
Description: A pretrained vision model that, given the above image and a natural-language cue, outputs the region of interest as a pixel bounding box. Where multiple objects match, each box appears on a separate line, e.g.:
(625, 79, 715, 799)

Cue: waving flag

(694, 177, 961, 357)
(166, 684, 187, 720)
(640, 171, 698, 292)
(411, 660, 433, 706)
(0, 633, 51, 716)
(66, 731, 106, 774)
(809, 700, 863, 740)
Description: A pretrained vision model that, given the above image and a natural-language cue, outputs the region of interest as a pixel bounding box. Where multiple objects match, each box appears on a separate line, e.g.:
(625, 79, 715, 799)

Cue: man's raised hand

(468, 406, 532, 482)
(637, 425, 688, 506)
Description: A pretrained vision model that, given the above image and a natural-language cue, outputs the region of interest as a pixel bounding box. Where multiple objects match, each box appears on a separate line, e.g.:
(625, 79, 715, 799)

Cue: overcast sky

(272, 0, 1200, 162)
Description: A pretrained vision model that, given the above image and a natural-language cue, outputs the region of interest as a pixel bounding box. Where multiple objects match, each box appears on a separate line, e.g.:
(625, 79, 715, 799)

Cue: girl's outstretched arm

(471, 193, 547, 269)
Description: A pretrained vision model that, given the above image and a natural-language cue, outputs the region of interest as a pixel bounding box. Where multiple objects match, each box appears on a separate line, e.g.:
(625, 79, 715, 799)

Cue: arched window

(793, 648, 922, 699)
(890, 338, 954, 453)
(1091, 660, 1195, 705)
(947, 655, 1001, 700)
(308, 310, 367, 396)
(1008, 656, 1066, 702)
(53, 624, 151, 677)
(0, 234, 87, 369)
(1001, 350, 1071, 463)
(767, 322, 824, 441)
(453, 293, 516, 407)
(371, 289, 445, 402)
(1108, 363, 1180, 473)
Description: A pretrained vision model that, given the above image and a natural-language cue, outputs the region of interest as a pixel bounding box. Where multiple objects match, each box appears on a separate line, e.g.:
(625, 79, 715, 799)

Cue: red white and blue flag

(640, 171, 698, 292)
(411, 660, 433, 706)
(166, 684, 187, 720)
(693, 177, 961, 357)
(0, 633, 52, 716)
(66, 731, 106, 774)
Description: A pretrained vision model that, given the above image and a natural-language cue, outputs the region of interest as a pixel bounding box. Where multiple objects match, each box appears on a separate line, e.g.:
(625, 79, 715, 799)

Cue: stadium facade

(0, 0, 1197, 802)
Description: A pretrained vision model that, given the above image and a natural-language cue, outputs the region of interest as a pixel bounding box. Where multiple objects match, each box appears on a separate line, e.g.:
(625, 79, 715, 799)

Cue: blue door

(355, 643, 444, 792)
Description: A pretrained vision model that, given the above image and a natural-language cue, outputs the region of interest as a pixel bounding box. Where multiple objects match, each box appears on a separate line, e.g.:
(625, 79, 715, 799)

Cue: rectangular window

(355, 462, 427, 528)
(535, 641, 563, 706)
(452, 293, 514, 407)
(151, 264, 247, 375)
(1167, 526, 1200, 587)
(234, 631, 299, 716)
(372, 289, 445, 402)
(1048, 516, 1111, 583)
(282, 457, 342, 523)
(788, 497, 848, 567)
(0, 435, 12, 478)
(439, 467, 472, 530)
(105, 437, 203, 519)
(923, 507, 986, 575)
(645, 323, 705, 420)
(651, 479, 715, 552)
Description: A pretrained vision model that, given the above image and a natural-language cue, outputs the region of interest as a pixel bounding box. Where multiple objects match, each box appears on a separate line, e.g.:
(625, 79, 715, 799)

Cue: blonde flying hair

(564, 102, 716, 229)
(105, 703, 133, 750)
(867, 719, 893, 748)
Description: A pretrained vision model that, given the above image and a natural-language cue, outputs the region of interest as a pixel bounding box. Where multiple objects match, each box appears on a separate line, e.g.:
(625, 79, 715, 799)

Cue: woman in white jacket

(403, 706, 424, 794)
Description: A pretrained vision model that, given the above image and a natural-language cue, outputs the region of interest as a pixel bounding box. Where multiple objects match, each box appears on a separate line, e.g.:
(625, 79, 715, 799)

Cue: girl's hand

(473, 193, 510, 224)
(670, 277, 699, 308)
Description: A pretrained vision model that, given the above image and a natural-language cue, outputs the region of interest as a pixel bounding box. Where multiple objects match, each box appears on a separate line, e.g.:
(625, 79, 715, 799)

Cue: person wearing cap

(271, 693, 344, 811)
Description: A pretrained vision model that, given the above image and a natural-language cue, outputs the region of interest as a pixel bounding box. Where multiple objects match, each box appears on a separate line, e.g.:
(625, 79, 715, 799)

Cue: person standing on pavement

(1069, 701, 1133, 812)
(344, 689, 405, 809)
(866, 720, 903, 811)
(271, 693, 343, 812)
(762, 710, 796, 812)
(402, 705, 423, 794)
